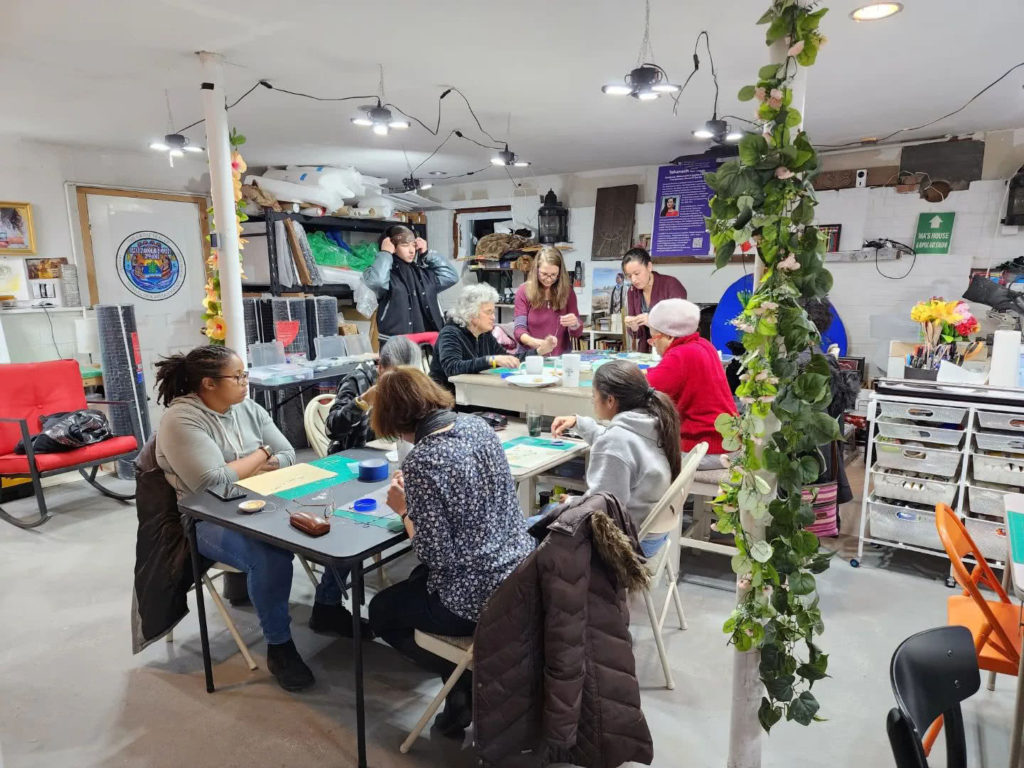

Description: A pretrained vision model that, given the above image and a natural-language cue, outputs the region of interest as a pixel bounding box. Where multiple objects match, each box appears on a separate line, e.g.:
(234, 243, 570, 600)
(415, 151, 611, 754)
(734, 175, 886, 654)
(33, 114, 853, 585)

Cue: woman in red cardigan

(622, 247, 687, 353)
(644, 298, 737, 458)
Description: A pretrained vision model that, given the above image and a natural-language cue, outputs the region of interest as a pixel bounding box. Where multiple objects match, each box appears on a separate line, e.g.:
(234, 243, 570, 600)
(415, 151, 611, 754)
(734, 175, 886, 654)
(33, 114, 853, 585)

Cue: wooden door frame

(451, 205, 512, 261)
(75, 186, 211, 305)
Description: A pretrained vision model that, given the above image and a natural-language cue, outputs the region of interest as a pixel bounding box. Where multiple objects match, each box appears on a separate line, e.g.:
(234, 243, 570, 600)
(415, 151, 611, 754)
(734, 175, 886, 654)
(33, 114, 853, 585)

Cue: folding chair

(303, 395, 335, 459)
(637, 442, 708, 689)
(399, 631, 474, 753)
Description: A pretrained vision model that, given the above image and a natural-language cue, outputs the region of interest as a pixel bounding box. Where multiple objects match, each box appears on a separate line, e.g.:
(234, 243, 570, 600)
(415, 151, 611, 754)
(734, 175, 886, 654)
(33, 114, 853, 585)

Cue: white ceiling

(5, 0, 1024, 187)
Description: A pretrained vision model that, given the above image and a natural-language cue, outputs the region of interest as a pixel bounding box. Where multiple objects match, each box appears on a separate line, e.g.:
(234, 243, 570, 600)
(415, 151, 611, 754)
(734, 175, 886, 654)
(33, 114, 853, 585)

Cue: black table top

(178, 448, 406, 564)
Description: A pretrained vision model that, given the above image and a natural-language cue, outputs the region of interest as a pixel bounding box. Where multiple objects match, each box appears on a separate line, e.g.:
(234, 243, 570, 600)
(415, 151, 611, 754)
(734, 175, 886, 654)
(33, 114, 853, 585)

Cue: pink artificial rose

(754, 86, 767, 102)
(778, 254, 800, 272)
(788, 40, 805, 57)
(775, 167, 795, 180)
(768, 97, 783, 109)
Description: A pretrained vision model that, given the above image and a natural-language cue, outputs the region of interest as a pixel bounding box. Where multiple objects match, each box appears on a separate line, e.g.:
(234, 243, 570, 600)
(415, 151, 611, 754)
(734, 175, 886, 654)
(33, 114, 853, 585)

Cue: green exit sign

(914, 212, 955, 254)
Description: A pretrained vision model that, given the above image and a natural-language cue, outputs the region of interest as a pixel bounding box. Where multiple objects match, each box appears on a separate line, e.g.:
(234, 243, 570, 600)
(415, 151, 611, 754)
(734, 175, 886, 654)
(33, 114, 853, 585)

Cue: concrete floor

(0, 457, 1020, 768)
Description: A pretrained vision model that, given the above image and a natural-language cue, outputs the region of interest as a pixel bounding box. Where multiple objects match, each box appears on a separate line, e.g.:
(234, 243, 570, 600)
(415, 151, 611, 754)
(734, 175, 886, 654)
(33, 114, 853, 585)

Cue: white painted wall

(429, 144, 1024, 370)
(0, 137, 207, 363)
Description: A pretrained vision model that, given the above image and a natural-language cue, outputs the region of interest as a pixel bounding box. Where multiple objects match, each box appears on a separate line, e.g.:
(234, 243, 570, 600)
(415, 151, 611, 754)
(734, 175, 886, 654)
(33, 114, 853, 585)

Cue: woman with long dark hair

(513, 245, 582, 356)
(621, 247, 687, 353)
(551, 359, 681, 555)
(362, 224, 459, 340)
(153, 345, 362, 693)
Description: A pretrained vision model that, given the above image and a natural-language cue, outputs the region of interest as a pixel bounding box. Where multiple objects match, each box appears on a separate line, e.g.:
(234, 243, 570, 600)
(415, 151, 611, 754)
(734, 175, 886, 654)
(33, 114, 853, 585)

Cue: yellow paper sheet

(235, 463, 337, 496)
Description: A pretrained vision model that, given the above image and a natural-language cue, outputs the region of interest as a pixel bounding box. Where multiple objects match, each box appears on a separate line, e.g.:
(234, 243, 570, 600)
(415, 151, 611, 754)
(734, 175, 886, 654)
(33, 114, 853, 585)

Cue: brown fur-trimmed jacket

(473, 493, 654, 768)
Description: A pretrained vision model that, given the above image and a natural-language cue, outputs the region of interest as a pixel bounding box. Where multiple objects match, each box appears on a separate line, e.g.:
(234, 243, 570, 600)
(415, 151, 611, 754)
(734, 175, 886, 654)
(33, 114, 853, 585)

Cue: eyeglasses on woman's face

(214, 371, 250, 385)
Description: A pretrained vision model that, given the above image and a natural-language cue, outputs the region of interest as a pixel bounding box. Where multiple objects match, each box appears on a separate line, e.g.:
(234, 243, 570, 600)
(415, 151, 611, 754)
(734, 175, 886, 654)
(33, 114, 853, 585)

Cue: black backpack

(15, 409, 112, 454)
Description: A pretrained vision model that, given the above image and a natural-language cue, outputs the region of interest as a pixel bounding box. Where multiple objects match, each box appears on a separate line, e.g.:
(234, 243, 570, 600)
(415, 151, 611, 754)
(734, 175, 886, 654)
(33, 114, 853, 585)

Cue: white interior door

(84, 192, 206, 427)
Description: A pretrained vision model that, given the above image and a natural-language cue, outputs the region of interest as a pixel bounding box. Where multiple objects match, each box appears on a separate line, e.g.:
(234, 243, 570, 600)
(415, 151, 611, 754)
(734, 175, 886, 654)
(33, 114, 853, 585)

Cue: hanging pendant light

(149, 91, 205, 166)
(601, 0, 680, 101)
(491, 144, 530, 167)
(350, 66, 409, 137)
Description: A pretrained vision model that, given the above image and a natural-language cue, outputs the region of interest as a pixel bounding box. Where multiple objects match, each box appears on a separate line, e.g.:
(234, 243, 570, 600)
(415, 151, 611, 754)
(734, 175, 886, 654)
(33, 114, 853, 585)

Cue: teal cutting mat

(274, 456, 361, 501)
(333, 509, 402, 530)
(502, 436, 576, 452)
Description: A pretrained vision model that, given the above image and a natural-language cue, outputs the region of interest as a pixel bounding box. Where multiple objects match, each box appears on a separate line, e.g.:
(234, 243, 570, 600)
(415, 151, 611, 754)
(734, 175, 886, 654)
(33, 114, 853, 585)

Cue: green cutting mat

(333, 509, 403, 530)
(274, 456, 361, 501)
(502, 436, 576, 452)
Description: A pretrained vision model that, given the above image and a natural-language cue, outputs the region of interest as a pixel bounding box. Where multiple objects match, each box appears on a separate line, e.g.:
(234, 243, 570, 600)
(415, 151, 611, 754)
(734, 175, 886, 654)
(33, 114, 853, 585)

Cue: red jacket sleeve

(646, 351, 681, 400)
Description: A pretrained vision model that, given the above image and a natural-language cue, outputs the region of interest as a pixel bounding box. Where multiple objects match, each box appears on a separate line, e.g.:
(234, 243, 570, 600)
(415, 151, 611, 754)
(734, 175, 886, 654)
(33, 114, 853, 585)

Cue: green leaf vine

(704, 0, 834, 731)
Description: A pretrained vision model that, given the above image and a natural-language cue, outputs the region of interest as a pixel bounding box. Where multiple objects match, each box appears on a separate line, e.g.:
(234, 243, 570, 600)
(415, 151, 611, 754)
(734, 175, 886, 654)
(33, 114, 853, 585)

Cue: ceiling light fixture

(400, 176, 433, 192)
(350, 65, 409, 136)
(491, 144, 530, 167)
(692, 118, 743, 145)
(601, 0, 680, 101)
(849, 3, 904, 21)
(150, 91, 205, 166)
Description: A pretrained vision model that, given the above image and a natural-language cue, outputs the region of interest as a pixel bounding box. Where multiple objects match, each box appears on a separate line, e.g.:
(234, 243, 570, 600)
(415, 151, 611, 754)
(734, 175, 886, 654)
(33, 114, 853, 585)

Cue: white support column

(727, 27, 810, 768)
(198, 51, 246, 363)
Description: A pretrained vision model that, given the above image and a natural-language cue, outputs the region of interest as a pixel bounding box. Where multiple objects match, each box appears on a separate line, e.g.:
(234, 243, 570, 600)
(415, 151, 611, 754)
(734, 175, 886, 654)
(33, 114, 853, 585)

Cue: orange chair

(928, 503, 1022, 754)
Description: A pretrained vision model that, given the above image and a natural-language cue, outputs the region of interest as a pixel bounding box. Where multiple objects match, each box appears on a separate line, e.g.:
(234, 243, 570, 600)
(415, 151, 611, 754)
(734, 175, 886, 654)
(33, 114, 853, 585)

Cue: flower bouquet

(908, 298, 980, 377)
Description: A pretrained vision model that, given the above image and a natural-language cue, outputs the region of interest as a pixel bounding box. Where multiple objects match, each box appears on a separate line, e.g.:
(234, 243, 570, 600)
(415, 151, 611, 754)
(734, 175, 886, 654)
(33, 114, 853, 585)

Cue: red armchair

(0, 359, 139, 529)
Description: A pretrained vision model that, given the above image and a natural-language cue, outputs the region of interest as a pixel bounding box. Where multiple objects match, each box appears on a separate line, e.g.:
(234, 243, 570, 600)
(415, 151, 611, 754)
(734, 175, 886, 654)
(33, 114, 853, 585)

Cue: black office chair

(887, 625, 980, 768)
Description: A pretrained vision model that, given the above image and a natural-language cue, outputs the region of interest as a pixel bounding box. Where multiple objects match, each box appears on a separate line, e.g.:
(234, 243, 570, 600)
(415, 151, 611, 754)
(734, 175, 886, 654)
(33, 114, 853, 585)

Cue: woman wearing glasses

(154, 345, 357, 694)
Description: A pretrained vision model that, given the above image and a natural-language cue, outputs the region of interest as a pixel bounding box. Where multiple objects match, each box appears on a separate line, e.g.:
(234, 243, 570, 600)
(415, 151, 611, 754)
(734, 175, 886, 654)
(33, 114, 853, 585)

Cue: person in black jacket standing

(429, 284, 520, 392)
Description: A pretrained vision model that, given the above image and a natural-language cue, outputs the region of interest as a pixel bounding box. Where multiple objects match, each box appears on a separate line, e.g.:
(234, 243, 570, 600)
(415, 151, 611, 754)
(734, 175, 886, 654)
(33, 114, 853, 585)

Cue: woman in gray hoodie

(154, 345, 361, 693)
(551, 359, 682, 555)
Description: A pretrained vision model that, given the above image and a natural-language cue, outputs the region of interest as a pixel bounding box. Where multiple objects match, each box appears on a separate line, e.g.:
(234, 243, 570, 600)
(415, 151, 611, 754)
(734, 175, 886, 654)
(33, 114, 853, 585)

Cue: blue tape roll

(353, 498, 377, 513)
(358, 459, 389, 482)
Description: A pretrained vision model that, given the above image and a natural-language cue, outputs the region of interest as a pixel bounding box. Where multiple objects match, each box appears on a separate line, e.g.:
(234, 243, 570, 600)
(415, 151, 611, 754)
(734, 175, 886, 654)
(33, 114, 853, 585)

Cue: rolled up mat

(314, 296, 339, 337)
(256, 298, 275, 342)
(243, 298, 259, 348)
(95, 304, 151, 479)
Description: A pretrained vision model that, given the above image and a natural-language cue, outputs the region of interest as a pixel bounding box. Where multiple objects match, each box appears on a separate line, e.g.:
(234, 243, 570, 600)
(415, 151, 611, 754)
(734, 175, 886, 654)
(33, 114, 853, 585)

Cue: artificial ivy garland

(705, 0, 833, 731)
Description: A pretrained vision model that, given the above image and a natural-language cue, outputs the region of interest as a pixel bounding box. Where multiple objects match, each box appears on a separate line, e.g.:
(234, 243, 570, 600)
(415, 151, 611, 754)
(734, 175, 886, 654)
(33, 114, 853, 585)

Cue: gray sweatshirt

(575, 410, 672, 532)
(155, 394, 295, 497)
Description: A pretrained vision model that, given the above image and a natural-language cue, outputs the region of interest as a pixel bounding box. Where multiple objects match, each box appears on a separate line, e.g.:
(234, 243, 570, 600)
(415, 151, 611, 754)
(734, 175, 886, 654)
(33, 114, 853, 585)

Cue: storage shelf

(0, 306, 86, 315)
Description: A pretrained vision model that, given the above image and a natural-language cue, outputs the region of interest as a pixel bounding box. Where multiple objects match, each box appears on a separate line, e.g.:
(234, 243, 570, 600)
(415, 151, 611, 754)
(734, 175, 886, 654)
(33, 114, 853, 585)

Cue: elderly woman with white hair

(429, 283, 522, 392)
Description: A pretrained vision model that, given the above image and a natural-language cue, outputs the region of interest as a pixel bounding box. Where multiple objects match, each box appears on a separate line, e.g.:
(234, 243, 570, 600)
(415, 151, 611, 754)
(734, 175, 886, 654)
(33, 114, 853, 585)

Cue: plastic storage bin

(873, 470, 958, 507)
(977, 411, 1024, 433)
(873, 443, 962, 477)
(867, 497, 943, 551)
(878, 402, 967, 426)
(964, 516, 1008, 561)
(974, 431, 1024, 455)
(876, 420, 964, 447)
(967, 482, 1011, 517)
(973, 453, 1024, 489)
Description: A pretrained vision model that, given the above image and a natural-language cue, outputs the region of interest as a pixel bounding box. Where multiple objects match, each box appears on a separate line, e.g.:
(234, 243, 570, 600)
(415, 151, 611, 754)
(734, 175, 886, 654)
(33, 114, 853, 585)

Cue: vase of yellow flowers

(907, 297, 980, 378)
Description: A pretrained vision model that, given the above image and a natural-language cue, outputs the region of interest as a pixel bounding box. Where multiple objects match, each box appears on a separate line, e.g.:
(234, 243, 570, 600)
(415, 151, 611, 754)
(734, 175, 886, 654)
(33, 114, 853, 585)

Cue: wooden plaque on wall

(591, 184, 638, 261)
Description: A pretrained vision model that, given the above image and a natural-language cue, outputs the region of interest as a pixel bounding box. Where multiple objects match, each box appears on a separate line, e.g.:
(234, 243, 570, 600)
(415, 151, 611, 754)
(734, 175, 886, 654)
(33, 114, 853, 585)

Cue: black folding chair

(887, 625, 980, 768)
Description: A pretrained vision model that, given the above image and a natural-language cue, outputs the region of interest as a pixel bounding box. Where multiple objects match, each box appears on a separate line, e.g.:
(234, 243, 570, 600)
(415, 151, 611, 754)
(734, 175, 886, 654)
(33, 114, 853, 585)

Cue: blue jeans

(196, 521, 347, 645)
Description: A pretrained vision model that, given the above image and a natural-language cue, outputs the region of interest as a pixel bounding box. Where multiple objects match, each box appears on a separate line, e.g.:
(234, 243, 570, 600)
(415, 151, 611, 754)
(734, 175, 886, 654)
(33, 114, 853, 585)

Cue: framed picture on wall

(820, 224, 841, 253)
(0, 202, 36, 255)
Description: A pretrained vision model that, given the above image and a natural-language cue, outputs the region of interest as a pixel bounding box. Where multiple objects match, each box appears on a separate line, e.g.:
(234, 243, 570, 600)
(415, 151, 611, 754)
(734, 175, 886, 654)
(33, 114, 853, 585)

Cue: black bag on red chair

(14, 409, 112, 454)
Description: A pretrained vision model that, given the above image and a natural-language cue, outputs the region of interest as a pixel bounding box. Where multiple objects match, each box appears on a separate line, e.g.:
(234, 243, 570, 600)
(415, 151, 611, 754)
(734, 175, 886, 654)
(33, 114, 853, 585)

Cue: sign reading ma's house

(914, 212, 955, 255)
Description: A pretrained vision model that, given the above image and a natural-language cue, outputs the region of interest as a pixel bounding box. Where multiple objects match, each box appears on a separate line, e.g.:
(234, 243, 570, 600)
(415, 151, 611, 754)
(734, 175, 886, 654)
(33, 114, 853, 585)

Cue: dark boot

(434, 676, 473, 737)
(222, 571, 251, 607)
(309, 603, 374, 640)
(266, 639, 314, 692)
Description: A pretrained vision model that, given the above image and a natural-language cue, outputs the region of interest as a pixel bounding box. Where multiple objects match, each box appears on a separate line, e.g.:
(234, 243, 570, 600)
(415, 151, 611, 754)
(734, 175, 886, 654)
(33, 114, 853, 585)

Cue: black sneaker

(434, 682, 472, 737)
(308, 603, 374, 640)
(265, 639, 315, 692)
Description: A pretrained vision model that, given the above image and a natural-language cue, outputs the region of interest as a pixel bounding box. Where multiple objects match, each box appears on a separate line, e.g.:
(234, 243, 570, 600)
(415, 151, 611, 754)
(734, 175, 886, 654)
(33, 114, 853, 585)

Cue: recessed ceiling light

(850, 3, 903, 21)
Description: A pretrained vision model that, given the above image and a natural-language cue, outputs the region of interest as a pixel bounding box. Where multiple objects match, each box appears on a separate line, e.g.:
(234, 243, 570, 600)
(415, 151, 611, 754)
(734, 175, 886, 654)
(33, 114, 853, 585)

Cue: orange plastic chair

(928, 503, 1022, 754)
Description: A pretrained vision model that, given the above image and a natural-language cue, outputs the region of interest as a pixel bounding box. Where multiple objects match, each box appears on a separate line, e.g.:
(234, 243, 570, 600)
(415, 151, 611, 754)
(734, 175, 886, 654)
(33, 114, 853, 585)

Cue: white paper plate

(506, 374, 560, 388)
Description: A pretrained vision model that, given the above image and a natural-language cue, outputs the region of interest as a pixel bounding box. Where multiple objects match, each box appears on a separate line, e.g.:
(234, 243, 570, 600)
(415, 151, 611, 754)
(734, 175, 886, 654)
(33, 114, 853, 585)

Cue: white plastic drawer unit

(875, 419, 964, 448)
(873, 442, 962, 477)
(878, 401, 967, 427)
(873, 469, 958, 508)
(977, 411, 1024, 434)
(972, 453, 1024, 489)
(974, 431, 1024, 455)
(964, 516, 1008, 561)
(867, 496, 943, 551)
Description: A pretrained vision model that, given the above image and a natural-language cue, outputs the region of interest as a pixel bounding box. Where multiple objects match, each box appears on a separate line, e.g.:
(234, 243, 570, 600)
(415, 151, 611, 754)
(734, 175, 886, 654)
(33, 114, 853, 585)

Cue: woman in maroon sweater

(645, 298, 737, 457)
(514, 246, 582, 356)
(622, 247, 687, 353)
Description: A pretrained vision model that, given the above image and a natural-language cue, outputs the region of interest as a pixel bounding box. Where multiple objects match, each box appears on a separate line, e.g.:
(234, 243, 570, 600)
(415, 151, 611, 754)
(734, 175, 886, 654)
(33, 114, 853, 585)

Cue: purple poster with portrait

(650, 157, 719, 259)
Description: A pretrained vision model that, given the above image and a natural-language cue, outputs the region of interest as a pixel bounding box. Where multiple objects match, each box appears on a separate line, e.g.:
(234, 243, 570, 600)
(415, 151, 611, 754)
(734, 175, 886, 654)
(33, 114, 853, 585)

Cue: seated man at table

(153, 344, 364, 693)
(428, 283, 520, 393)
(645, 299, 738, 467)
